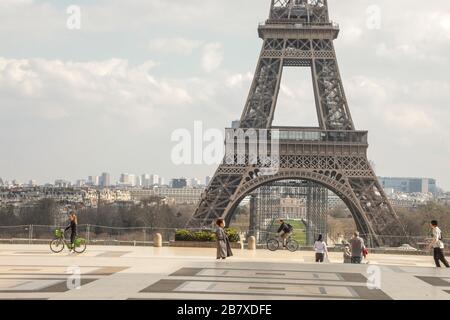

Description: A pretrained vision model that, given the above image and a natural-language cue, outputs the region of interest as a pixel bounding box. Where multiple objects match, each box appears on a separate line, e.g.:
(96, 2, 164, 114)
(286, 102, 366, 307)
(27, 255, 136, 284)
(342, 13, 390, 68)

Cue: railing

(0, 225, 206, 247)
(0, 225, 444, 254)
(225, 128, 368, 144)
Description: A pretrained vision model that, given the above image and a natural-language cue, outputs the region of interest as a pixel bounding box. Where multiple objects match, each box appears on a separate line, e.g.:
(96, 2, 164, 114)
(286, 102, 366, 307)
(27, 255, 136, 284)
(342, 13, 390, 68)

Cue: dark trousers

(351, 256, 362, 264)
(70, 232, 77, 247)
(434, 248, 450, 268)
(316, 253, 324, 263)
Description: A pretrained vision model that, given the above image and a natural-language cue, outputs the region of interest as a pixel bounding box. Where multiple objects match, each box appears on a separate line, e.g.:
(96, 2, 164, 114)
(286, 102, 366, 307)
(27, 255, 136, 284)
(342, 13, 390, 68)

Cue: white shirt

(314, 241, 328, 254)
(432, 227, 444, 249)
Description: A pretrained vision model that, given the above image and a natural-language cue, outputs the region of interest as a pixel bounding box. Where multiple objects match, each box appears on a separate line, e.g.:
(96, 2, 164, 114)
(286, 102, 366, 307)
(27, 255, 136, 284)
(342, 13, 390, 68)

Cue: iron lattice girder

(187, 0, 408, 247)
(240, 34, 353, 130)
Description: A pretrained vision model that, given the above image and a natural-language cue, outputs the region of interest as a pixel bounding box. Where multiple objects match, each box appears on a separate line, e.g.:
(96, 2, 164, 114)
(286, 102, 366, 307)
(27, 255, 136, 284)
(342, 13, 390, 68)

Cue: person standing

(343, 243, 352, 264)
(216, 219, 233, 260)
(65, 211, 78, 254)
(429, 220, 450, 268)
(314, 234, 328, 263)
(350, 231, 365, 264)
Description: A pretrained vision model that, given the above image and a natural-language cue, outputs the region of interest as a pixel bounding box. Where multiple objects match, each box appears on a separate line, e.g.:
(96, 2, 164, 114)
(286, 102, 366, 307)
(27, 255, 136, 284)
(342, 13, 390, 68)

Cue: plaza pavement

(0, 244, 449, 300)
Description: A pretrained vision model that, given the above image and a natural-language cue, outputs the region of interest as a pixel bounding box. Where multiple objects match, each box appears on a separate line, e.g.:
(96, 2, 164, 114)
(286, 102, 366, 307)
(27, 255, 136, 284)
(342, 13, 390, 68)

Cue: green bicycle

(50, 229, 87, 254)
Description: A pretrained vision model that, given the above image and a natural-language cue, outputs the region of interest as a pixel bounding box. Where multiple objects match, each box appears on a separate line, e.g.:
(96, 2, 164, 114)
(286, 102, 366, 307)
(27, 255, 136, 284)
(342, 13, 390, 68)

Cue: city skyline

(1, 0, 450, 190)
(0, 172, 212, 188)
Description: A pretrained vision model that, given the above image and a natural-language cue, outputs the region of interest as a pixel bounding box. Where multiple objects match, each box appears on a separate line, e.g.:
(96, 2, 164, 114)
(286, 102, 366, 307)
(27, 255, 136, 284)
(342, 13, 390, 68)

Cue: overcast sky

(1, 0, 450, 190)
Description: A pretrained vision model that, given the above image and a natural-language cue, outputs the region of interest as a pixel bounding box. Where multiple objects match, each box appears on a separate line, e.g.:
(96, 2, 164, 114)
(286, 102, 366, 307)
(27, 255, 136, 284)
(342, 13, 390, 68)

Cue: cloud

(0, 57, 193, 125)
(225, 72, 253, 88)
(148, 37, 203, 55)
(1, 0, 450, 189)
(201, 43, 224, 72)
(0, 0, 33, 7)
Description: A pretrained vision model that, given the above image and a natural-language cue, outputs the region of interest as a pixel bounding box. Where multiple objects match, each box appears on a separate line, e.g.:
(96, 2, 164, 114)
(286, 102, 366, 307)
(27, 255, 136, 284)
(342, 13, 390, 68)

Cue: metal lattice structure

(187, 0, 408, 246)
(244, 180, 328, 245)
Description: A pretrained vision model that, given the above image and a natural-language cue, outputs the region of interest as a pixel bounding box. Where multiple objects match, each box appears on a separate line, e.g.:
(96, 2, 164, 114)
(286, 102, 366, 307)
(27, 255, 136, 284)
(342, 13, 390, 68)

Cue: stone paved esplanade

(0, 245, 449, 300)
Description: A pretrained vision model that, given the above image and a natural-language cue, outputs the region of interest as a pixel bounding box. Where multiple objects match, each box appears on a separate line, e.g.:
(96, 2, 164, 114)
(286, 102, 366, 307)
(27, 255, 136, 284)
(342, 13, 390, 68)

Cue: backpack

(286, 223, 294, 232)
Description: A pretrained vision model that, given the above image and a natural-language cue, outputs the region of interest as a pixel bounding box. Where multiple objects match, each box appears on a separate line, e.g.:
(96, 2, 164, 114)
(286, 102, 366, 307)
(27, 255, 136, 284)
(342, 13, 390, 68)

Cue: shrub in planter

(225, 228, 240, 243)
(175, 229, 194, 241)
(175, 228, 240, 243)
(193, 231, 215, 242)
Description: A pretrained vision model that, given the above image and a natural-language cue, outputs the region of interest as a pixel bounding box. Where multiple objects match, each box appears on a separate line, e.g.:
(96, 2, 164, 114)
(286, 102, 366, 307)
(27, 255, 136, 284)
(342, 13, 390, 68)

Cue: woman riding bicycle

(65, 211, 78, 253)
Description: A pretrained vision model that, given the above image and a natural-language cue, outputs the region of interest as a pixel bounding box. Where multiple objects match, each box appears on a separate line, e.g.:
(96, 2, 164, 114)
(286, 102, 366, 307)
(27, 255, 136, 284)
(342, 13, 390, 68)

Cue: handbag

(363, 248, 369, 258)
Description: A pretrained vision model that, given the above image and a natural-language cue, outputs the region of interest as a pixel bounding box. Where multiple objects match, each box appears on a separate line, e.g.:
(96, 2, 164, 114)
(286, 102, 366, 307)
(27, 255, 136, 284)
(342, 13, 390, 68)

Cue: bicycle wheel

(286, 239, 299, 252)
(74, 239, 87, 254)
(267, 239, 279, 251)
(50, 239, 65, 253)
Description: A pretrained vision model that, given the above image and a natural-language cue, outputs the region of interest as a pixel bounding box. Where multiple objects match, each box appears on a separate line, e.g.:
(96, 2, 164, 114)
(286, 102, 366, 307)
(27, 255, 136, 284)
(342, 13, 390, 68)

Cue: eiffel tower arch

(187, 0, 407, 247)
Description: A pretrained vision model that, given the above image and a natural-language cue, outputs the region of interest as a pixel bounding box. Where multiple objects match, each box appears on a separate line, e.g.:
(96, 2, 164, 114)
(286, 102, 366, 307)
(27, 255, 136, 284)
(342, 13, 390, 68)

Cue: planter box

(170, 241, 242, 249)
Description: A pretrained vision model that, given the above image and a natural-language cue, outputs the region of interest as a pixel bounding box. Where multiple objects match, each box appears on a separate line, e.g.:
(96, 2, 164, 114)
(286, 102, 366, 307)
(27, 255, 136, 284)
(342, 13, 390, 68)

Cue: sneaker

(70, 250, 75, 254)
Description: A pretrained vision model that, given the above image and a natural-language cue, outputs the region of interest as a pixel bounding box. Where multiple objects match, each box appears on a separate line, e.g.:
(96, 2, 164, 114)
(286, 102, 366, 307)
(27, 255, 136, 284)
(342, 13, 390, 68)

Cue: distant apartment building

(188, 178, 201, 187)
(151, 175, 160, 186)
(280, 196, 306, 220)
(119, 173, 135, 187)
(379, 177, 437, 195)
(154, 187, 202, 205)
(87, 176, 100, 187)
(438, 193, 450, 205)
(141, 174, 151, 187)
(100, 172, 111, 188)
(28, 180, 38, 187)
(55, 179, 71, 188)
(75, 180, 86, 187)
(172, 178, 187, 189)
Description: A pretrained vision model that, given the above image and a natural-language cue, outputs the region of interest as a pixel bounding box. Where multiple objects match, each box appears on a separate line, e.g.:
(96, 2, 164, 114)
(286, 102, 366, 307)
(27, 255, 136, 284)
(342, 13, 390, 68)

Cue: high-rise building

(189, 178, 201, 187)
(119, 173, 133, 187)
(158, 177, 165, 186)
(141, 174, 151, 187)
(205, 176, 211, 186)
(134, 175, 141, 187)
(87, 176, 100, 186)
(100, 172, 111, 188)
(151, 174, 160, 186)
(379, 177, 437, 195)
(28, 180, 38, 187)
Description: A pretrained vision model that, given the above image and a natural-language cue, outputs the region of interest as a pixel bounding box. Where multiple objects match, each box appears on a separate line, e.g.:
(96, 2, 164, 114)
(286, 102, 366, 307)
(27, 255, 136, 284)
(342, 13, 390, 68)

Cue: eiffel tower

(187, 0, 407, 246)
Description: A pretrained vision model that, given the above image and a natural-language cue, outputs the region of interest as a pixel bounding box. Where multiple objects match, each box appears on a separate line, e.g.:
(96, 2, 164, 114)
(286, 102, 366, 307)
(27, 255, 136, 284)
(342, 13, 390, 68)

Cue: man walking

(350, 231, 365, 264)
(429, 220, 450, 268)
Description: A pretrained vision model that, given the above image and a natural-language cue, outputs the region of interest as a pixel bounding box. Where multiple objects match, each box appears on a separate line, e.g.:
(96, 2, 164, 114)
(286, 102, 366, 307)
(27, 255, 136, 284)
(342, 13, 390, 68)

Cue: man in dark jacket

(277, 219, 293, 248)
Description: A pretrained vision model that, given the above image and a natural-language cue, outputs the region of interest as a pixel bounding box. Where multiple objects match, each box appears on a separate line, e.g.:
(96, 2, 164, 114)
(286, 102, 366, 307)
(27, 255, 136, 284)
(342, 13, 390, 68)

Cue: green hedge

(175, 228, 240, 243)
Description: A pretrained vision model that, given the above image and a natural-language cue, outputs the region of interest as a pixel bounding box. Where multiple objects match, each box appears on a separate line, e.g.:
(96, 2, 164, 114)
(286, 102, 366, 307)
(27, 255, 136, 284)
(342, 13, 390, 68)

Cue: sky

(0, 0, 450, 190)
